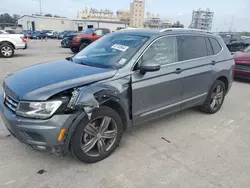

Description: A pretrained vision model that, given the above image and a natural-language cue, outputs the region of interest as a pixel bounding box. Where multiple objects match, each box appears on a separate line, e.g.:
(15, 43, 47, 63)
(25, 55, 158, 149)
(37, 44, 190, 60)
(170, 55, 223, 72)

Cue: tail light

(20, 36, 26, 42)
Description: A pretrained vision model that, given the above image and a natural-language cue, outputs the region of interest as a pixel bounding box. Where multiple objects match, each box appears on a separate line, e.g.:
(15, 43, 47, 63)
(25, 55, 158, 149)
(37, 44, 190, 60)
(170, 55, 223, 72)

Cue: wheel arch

(80, 38, 92, 44)
(216, 76, 229, 92)
(0, 41, 15, 49)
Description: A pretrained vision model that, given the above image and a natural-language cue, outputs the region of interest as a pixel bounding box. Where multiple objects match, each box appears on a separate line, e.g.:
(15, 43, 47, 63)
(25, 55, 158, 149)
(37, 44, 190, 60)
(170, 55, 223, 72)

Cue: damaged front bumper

(0, 90, 81, 154)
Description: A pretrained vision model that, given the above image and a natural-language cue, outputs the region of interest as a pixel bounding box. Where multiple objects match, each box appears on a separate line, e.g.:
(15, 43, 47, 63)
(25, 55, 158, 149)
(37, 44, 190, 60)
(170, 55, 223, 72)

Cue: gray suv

(0, 29, 234, 163)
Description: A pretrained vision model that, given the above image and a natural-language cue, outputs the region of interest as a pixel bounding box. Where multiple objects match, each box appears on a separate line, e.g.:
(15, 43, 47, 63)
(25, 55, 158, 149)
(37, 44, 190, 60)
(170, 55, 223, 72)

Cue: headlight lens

(16, 101, 62, 119)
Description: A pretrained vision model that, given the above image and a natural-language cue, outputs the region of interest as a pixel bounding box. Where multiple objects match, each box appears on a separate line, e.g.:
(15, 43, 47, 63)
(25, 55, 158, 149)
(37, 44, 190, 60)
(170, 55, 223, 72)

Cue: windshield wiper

(66, 57, 73, 61)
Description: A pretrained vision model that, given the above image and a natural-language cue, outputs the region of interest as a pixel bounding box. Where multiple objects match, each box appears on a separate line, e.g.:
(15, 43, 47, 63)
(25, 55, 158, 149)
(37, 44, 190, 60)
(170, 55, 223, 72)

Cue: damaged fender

(72, 77, 131, 121)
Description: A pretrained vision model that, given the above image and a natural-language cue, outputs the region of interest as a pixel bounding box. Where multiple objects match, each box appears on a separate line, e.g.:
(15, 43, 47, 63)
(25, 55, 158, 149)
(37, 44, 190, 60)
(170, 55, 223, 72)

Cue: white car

(0, 33, 27, 58)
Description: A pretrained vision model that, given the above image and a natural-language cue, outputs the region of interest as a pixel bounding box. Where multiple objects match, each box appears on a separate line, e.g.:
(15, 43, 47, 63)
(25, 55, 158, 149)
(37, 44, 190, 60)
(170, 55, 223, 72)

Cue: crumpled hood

(3, 59, 117, 100)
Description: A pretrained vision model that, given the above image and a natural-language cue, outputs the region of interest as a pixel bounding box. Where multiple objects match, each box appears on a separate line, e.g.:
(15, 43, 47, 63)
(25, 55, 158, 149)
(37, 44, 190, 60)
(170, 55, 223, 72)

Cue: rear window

(209, 38, 222, 54)
(180, 36, 207, 61)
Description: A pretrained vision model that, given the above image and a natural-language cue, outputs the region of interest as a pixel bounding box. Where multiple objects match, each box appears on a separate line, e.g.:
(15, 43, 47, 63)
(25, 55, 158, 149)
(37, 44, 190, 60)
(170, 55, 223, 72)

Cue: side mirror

(139, 60, 161, 73)
(92, 32, 97, 36)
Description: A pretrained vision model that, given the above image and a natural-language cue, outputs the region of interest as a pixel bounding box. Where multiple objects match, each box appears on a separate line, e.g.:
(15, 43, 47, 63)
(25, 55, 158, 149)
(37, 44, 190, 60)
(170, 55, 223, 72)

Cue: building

(18, 15, 128, 32)
(116, 10, 130, 23)
(77, 7, 116, 20)
(189, 8, 214, 30)
(130, 0, 145, 28)
(144, 12, 172, 29)
(18, 15, 74, 31)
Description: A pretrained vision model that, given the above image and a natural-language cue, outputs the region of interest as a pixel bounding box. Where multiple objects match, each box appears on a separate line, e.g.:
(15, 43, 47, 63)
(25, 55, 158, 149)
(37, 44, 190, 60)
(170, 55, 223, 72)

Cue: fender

(80, 37, 92, 44)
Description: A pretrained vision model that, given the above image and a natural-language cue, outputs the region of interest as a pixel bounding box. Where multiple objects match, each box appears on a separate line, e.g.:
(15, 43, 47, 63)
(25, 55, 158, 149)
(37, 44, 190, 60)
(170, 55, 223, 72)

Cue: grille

(4, 93, 18, 112)
(235, 63, 250, 71)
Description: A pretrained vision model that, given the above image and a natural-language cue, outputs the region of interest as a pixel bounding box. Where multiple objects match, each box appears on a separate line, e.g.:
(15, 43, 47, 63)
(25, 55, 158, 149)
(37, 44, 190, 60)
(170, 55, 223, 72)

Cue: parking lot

(0, 40, 250, 188)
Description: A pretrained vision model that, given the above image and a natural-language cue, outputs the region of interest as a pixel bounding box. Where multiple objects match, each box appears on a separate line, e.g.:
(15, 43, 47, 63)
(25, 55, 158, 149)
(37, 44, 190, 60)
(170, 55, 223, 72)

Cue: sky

(1, 0, 250, 31)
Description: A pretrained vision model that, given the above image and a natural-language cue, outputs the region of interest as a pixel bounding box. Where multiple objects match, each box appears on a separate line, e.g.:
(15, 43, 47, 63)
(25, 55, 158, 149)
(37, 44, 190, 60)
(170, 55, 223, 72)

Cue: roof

(73, 19, 128, 24)
(115, 28, 215, 37)
(18, 15, 70, 20)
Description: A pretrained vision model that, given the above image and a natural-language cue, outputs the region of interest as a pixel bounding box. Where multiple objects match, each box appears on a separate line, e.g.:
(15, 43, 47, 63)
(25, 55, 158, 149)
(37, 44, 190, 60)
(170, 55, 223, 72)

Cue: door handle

(211, 60, 216, 65)
(175, 68, 182, 74)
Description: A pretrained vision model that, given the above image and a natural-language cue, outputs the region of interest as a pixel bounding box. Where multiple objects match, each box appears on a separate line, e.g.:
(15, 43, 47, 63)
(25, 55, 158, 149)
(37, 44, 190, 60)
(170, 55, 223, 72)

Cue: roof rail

(160, 28, 213, 34)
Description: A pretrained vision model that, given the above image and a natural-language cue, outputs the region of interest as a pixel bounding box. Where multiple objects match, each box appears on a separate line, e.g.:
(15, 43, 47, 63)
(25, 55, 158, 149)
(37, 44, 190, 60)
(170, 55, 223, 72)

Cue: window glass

(143, 37, 178, 65)
(205, 37, 213, 56)
(95, 30, 103, 35)
(181, 36, 207, 60)
(209, 38, 222, 54)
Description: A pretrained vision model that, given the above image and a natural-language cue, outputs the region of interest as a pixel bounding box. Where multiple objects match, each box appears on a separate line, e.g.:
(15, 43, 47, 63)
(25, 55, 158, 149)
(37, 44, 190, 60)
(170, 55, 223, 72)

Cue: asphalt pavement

(0, 40, 250, 188)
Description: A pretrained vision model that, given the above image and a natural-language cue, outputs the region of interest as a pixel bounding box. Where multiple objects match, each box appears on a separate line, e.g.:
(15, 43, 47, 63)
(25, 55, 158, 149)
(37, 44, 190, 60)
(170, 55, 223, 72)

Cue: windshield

(81, 28, 94, 34)
(244, 46, 250, 53)
(72, 33, 149, 69)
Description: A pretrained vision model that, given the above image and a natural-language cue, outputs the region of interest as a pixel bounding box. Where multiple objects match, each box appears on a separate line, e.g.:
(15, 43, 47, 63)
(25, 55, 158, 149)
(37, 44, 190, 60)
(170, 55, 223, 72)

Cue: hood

(3, 59, 117, 100)
(234, 52, 250, 63)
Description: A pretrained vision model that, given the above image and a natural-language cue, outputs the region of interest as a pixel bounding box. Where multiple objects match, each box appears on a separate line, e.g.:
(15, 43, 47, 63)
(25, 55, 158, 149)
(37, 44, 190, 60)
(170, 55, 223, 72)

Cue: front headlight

(16, 101, 62, 119)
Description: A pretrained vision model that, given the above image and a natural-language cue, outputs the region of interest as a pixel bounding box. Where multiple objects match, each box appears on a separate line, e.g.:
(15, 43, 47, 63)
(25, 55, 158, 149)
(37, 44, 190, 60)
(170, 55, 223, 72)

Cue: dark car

(58, 30, 76, 39)
(0, 29, 233, 163)
(234, 46, 250, 79)
(61, 33, 78, 48)
(70, 28, 110, 53)
(29, 31, 42, 39)
(219, 32, 249, 53)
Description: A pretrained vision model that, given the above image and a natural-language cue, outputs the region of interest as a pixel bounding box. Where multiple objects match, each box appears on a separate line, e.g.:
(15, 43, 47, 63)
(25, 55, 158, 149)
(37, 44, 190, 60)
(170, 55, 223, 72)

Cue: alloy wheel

(210, 85, 224, 110)
(80, 116, 118, 157)
(1, 46, 13, 57)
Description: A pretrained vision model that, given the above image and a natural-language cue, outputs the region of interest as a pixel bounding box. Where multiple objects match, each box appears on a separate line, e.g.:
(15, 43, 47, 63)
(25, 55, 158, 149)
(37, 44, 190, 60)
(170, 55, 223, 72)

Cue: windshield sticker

(118, 58, 127, 65)
(111, 44, 129, 52)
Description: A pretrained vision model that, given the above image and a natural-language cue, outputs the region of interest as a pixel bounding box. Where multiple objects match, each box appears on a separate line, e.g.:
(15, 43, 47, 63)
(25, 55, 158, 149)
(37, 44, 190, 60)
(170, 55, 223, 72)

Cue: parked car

(61, 33, 78, 48)
(0, 30, 8, 34)
(5, 30, 16, 34)
(70, 28, 110, 53)
(58, 30, 76, 39)
(46, 31, 57, 38)
(0, 29, 233, 163)
(29, 31, 41, 39)
(0, 33, 27, 57)
(234, 46, 250, 79)
(218, 32, 249, 53)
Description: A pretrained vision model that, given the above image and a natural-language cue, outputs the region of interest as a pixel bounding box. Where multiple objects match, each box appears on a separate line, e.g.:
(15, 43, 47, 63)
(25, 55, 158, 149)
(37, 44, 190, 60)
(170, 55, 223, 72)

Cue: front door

(131, 36, 183, 124)
(92, 29, 104, 42)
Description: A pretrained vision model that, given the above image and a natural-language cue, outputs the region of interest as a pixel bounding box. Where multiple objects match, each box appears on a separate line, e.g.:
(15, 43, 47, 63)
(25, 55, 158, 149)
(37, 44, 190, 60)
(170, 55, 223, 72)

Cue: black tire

(200, 80, 226, 114)
(70, 107, 123, 163)
(0, 43, 14, 58)
(79, 42, 89, 51)
(70, 47, 79, 53)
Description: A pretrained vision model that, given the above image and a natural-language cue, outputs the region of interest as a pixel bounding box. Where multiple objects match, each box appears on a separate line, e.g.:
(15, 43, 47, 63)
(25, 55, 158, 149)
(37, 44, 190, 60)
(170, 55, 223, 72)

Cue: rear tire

(0, 43, 14, 58)
(200, 80, 226, 114)
(79, 42, 89, 51)
(70, 107, 123, 163)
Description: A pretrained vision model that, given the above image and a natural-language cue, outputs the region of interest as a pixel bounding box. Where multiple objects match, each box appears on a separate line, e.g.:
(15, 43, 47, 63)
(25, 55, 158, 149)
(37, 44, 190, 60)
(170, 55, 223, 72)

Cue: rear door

(179, 35, 214, 109)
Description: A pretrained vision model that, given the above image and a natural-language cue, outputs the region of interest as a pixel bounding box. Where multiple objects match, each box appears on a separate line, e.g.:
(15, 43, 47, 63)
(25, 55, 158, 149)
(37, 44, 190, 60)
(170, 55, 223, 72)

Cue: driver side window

(142, 36, 178, 65)
(95, 30, 104, 35)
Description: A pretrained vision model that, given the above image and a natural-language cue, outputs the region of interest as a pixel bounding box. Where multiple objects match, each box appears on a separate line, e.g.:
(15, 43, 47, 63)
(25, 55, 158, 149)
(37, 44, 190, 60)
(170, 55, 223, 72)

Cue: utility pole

(39, 0, 42, 15)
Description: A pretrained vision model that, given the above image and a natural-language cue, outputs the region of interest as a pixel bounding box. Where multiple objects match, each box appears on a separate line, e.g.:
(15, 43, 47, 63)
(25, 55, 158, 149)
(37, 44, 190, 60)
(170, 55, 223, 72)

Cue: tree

(0, 13, 16, 23)
(172, 21, 184, 28)
(13, 14, 20, 20)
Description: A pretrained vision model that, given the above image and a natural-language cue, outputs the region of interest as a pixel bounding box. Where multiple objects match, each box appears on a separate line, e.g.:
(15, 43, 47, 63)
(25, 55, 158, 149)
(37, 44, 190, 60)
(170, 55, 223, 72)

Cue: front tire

(200, 80, 226, 114)
(70, 47, 79, 53)
(79, 42, 89, 51)
(70, 107, 123, 163)
(0, 44, 14, 58)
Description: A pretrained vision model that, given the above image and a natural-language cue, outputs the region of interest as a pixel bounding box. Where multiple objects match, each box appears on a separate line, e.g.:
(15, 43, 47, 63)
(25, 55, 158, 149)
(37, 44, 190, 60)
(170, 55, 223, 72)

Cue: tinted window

(143, 37, 178, 65)
(209, 38, 222, 54)
(181, 36, 207, 60)
(205, 37, 213, 56)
